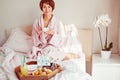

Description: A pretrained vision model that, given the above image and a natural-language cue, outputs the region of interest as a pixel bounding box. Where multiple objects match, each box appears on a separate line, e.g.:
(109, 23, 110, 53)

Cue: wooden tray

(15, 61, 62, 80)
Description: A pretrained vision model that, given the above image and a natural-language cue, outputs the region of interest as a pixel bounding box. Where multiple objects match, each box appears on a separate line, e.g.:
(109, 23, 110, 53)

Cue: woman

(30, 1, 92, 79)
(30, 0, 80, 61)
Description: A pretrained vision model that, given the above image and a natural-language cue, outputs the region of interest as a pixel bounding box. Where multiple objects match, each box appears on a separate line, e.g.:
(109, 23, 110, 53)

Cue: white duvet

(51, 59, 91, 80)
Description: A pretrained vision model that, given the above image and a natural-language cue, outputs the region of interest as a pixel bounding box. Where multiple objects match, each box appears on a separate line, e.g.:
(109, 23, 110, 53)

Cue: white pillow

(63, 24, 82, 54)
(3, 28, 33, 53)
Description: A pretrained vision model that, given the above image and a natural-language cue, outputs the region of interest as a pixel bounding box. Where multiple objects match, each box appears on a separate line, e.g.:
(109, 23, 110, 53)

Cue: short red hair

(39, 0, 55, 11)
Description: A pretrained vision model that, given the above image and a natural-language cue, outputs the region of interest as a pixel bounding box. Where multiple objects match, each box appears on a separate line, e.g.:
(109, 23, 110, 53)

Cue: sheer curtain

(118, 23, 120, 55)
(118, 7, 120, 55)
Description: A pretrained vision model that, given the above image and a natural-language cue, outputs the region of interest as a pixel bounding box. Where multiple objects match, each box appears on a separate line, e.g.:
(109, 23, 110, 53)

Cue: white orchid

(94, 14, 113, 51)
(94, 14, 111, 28)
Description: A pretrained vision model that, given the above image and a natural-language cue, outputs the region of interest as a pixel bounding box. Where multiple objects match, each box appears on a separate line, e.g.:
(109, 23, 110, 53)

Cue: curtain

(118, 8, 120, 55)
(118, 25, 120, 55)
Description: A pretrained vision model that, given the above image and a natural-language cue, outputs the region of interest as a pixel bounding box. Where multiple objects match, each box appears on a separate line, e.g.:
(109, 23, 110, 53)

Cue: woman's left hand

(46, 28, 54, 35)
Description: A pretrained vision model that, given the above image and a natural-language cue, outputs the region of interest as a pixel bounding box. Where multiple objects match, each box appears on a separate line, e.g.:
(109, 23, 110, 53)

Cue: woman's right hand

(37, 28, 42, 35)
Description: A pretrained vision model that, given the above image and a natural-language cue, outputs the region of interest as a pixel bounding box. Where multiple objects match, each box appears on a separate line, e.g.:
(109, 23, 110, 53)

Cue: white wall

(0, 0, 119, 54)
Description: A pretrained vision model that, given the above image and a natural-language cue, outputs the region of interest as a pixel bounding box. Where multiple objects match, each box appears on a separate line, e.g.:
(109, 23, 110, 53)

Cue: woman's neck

(43, 14, 53, 27)
(43, 14, 52, 21)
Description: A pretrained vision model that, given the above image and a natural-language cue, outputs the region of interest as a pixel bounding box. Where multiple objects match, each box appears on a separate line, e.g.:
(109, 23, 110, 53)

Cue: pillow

(3, 28, 33, 53)
(63, 24, 82, 54)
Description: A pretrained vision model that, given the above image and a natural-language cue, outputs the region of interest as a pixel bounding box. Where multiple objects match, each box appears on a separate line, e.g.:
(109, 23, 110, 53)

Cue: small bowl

(27, 65, 37, 74)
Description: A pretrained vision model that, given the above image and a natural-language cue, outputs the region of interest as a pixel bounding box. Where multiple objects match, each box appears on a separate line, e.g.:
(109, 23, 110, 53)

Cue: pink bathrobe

(28, 14, 66, 61)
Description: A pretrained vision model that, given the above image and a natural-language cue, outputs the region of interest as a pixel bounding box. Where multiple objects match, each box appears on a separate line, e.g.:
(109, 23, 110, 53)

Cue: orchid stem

(98, 27, 103, 49)
(105, 27, 108, 49)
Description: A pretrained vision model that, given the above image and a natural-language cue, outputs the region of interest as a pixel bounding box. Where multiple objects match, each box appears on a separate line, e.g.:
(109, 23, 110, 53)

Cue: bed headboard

(78, 28, 92, 62)
(5, 25, 92, 62)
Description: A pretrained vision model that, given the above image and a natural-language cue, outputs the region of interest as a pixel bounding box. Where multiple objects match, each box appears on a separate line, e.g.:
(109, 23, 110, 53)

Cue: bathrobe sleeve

(32, 19, 47, 47)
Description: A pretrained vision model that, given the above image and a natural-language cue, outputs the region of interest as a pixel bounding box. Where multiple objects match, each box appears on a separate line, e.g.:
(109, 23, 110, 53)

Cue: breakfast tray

(15, 61, 62, 80)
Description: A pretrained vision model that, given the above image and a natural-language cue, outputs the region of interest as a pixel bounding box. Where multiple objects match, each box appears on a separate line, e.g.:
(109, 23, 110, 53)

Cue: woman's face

(42, 3, 53, 16)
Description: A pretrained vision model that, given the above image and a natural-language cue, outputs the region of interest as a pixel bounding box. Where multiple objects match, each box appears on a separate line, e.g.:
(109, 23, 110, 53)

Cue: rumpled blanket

(0, 46, 23, 80)
(51, 59, 92, 80)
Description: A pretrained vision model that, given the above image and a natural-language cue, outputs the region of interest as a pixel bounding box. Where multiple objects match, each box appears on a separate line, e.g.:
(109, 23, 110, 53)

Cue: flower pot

(101, 50, 111, 59)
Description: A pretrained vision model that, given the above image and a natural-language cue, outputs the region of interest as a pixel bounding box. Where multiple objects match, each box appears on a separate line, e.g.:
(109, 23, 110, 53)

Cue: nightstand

(92, 54, 120, 80)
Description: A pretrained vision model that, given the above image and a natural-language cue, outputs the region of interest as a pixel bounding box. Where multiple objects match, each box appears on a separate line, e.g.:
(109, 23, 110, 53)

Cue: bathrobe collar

(40, 14, 56, 30)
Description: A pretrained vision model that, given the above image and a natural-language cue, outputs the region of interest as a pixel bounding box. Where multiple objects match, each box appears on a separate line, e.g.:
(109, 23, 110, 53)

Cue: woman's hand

(46, 28, 54, 35)
(37, 28, 42, 35)
(62, 53, 80, 61)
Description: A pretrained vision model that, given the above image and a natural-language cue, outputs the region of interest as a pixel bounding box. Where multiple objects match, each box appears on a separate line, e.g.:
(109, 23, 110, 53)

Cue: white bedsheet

(0, 47, 23, 80)
(0, 49, 8, 80)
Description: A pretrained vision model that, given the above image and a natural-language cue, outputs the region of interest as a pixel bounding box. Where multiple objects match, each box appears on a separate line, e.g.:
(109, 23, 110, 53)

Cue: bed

(0, 24, 92, 80)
